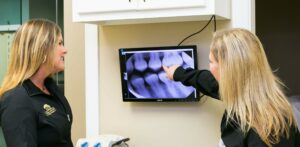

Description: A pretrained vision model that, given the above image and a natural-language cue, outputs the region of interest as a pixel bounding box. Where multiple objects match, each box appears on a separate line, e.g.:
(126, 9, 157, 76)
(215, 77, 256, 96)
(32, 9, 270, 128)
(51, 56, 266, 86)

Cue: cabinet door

(138, 0, 206, 10)
(74, 0, 137, 14)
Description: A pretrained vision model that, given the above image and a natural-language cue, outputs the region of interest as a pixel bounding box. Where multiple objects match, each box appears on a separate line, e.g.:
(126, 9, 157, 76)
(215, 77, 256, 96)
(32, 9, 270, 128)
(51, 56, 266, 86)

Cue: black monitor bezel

(119, 45, 199, 102)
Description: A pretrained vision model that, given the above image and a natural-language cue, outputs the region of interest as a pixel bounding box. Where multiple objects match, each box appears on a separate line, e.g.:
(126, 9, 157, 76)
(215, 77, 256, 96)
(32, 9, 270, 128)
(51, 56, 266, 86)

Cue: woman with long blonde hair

(0, 19, 73, 147)
(164, 28, 300, 147)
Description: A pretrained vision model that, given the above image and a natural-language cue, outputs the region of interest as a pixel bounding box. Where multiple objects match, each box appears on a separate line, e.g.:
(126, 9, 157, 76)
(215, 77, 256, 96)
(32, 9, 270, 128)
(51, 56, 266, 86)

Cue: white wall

(64, 0, 86, 143)
(99, 21, 230, 147)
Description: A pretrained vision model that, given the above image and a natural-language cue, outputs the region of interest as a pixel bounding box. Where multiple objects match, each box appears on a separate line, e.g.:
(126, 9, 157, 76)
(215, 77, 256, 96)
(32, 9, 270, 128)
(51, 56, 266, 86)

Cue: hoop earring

(43, 56, 47, 63)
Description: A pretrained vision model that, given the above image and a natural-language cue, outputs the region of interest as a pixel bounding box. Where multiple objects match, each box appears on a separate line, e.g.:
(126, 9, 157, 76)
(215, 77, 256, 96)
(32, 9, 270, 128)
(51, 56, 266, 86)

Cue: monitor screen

(119, 45, 199, 102)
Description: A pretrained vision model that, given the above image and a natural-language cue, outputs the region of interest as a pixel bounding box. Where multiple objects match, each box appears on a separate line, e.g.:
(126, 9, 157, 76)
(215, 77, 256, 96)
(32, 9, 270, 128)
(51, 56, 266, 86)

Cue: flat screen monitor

(119, 45, 199, 102)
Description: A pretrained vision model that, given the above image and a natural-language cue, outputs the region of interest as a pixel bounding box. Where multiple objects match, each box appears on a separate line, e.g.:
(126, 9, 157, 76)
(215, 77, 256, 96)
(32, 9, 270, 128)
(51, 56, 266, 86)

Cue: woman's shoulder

(0, 84, 31, 108)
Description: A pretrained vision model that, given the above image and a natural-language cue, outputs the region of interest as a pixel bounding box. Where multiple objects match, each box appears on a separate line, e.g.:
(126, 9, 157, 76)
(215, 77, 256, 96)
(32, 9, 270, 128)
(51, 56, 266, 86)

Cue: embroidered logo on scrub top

(43, 104, 56, 116)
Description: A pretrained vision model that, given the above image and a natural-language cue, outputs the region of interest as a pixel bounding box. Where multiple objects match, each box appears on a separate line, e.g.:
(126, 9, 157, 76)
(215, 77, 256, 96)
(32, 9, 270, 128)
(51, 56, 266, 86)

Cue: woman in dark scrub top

(0, 19, 73, 147)
(163, 28, 300, 147)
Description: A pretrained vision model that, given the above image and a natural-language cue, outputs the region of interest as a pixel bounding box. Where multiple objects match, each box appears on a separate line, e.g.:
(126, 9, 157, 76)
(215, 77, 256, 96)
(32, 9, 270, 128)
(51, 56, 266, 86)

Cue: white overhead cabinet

(74, 0, 137, 14)
(137, 0, 206, 10)
(72, 0, 231, 25)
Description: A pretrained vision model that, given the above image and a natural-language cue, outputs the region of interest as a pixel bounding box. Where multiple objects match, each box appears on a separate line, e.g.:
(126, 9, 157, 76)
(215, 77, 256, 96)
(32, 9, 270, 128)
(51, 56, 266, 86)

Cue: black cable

(213, 15, 216, 32)
(177, 15, 216, 46)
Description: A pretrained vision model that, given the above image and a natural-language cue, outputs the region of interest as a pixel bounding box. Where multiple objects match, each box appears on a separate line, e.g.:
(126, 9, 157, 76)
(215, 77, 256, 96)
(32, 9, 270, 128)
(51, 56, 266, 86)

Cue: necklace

(41, 86, 47, 91)
(40, 86, 50, 95)
(38, 84, 47, 92)
(29, 78, 48, 93)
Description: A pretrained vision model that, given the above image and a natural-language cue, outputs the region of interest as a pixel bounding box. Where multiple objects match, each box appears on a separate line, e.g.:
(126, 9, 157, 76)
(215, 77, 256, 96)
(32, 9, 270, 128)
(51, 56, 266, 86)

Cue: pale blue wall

(0, 127, 6, 147)
(0, 0, 22, 25)
(0, 33, 14, 84)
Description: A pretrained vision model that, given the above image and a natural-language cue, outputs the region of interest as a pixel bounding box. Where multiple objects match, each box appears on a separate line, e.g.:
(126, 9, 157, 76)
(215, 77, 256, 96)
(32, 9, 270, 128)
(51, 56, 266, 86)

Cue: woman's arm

(164, 65, 219, 99)
(1, 94, 38, 147)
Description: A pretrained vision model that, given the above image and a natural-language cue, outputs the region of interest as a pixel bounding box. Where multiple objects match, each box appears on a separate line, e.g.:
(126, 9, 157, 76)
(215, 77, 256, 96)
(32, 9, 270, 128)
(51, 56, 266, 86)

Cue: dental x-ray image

(119, 46, 199, 102)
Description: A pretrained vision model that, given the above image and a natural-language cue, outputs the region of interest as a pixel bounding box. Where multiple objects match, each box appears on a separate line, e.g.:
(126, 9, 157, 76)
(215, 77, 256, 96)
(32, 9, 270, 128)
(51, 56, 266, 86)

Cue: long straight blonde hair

(0, 19, 61, 96)
(210, 28, 296, 146)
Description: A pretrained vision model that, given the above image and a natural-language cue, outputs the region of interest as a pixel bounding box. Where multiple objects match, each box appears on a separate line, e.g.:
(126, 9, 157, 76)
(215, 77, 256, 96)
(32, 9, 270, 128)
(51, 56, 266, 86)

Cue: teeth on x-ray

(181, 52, 194, 69)
(145, 72, 167, 98)
(158, 71, 179, 98)
(130, 75, 151, 98)
(133, 53, 148, 72)
(127, 51, 194, 98)
(162, 52, 183, 67)
(148, 52, 162, 72)
(126, 58, 134, 74)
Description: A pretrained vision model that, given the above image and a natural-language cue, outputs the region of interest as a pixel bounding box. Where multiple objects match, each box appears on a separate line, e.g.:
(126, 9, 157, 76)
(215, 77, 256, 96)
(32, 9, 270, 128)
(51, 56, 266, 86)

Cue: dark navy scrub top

(0, 78, 73, 147)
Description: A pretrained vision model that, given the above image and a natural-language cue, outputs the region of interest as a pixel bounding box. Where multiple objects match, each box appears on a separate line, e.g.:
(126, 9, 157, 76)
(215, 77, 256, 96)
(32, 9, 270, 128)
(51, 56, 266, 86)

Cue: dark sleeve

(245, 128, 300, 147)
(173, 67, 219, 99)
(245, 130, 268, 147)
(1, 95, 38, 147)
(296, 130, 300, 147)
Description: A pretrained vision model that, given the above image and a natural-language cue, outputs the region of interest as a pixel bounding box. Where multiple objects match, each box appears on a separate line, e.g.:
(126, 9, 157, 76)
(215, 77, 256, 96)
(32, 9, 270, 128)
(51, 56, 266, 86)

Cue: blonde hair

(0, 19, 61, 96)
(210, 28, 296, 146)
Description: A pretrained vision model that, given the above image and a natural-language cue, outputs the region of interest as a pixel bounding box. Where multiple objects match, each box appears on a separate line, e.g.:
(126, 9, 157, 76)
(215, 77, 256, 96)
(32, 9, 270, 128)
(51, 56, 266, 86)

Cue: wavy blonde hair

(210, 28, 296, 146)
(0, 19, 61, 96)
